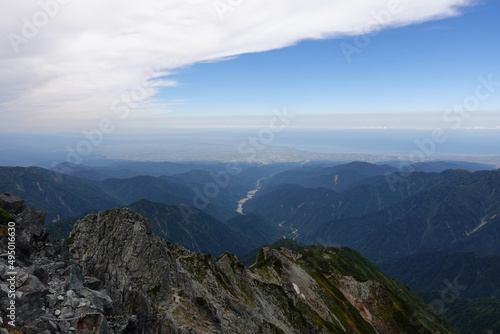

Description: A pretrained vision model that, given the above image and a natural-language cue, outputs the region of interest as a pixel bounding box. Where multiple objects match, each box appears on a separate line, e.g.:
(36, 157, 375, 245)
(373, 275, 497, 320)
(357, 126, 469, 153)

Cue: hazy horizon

(1, 128, 500, 169)
(1, 1, 499, 167)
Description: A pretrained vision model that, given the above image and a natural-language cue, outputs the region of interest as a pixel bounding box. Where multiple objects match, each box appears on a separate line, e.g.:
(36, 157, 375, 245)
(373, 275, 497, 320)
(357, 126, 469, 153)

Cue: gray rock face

(1, 199, 453, 334)
(0, 193, 26, 215)
(0, 195, 116, 334)
(68, 264, 84, 291)
(84, 276, 102, 290)
(68, 208, 170, 332)
(15, 207, 48, 262)
(68, 208, 454, 334)
(0, 193, 48, 262)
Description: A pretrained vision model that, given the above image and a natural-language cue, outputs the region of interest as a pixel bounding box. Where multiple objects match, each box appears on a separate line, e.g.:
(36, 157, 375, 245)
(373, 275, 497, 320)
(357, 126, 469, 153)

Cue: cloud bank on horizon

(0, 0, 474, 132)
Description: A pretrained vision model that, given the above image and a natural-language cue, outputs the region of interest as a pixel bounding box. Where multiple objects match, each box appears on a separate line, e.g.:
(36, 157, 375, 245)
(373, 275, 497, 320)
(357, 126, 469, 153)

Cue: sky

(0, 0, 499, 134)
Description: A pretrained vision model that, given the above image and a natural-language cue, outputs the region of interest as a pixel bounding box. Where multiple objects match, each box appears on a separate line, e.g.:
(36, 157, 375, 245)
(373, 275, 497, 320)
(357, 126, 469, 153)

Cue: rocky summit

(1, 193, 454, 333)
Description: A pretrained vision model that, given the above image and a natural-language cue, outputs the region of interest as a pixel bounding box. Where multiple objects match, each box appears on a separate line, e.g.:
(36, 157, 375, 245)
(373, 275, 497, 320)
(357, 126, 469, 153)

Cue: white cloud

(0, 0, 474, 132)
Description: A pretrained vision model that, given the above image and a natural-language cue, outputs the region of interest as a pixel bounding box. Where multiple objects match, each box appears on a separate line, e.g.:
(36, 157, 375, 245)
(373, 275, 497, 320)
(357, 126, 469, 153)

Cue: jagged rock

(76, 288, 113, 314)
(76, 298, 87, 308)
(0, 193, 26, 215)
(66, 289, 76, 298)
(15, 272, 29, 287)
(76, 313, 113, 334)
(1, 199, 455, 334)
(17, 274, 46, 296)
(11, 290, 48, 327)
(68, 207, 454, 334)
(46, 294, 57, 308)
(68, 264, 84, 290)
(40, 239, 67, 258)
(0, 199, 116, 334)
(63, 297, 73, 307)
(48, 320, 58, 331)
(58, 320, 71, 333)
(22, 321, 54, 334)
(69, 209, 158, 327)
(14, 207, 48, 262)
(60, 305, 74, 318)
(32, 266, 49, 284)
(0, 268, 47, 327)
(84, 276, 102, 290)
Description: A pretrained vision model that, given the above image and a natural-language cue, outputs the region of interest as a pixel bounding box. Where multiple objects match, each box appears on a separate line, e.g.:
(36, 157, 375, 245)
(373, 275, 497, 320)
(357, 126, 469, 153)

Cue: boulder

(15, 207, 48, 261)
(84, 276, 101, 290)
(77, 288, 113, 314)
(0, 193, 26, 215)
(68, 264, 84, 291)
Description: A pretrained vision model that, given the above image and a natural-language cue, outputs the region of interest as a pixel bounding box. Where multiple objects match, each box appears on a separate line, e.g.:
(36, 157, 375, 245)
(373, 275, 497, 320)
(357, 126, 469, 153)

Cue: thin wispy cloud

(0, 0, 474, 132)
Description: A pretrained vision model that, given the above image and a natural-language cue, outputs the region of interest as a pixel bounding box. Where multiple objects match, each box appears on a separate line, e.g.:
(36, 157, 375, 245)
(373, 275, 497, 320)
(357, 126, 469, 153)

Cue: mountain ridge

(68, 206, 454, 333)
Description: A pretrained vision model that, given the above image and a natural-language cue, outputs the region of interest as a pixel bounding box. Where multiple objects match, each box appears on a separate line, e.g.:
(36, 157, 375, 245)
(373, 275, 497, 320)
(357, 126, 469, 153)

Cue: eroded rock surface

(1, 196, 454, 333)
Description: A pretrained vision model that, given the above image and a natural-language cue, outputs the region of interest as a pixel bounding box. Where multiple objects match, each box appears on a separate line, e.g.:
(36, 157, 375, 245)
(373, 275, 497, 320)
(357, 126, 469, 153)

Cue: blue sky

(164, 0, 500, 120)
(0, 0, 499, 133)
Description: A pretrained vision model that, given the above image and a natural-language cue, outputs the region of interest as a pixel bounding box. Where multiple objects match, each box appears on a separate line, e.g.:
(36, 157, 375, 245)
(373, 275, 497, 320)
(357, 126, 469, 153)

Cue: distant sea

(0, 129, 498, 167)
(272, 129, 500, 156)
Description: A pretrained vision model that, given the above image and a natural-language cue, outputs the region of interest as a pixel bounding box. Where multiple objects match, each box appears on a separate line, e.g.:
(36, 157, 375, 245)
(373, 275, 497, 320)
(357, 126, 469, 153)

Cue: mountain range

(246, 168, 500, 262)
(1, 159, 499, 333)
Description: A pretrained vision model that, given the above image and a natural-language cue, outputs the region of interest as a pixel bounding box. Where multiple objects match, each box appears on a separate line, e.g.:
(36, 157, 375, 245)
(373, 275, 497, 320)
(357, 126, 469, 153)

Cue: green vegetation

(0, 166, 121, 223)
(225, 213, 285, 250)
(381, 251, 500, 299)
(247, 169, 500, 263)
(443, 297, 500, 333)
(128, 199, 247, 257)
(419, 291, 500, 333)
(66, 229, 79, 246)
(241, 238, 306, 267)
(382, 252, 500, 333)
(249, 242, 453, 333)
(46, 210, 97, 239)
(0, 207, 14, 225)
(3, 163, 498, 333)
(147, 284, 162, 295)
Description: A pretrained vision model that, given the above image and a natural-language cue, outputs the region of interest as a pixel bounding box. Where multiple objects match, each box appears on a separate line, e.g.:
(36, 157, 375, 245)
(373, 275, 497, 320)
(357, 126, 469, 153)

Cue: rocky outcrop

(0, 194, 115, 334)
(0, 192, 48, 263)
(0, 193, 26, 215)
(1, 196, 454, 333)
(68, 207, 454, 333)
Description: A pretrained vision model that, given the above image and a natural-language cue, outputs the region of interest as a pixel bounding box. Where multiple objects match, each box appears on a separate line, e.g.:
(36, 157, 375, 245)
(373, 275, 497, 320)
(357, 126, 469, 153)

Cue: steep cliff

(0, 193, 114, 334)
(0, 195, 454, 333)
(68, 207, 453, 333)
